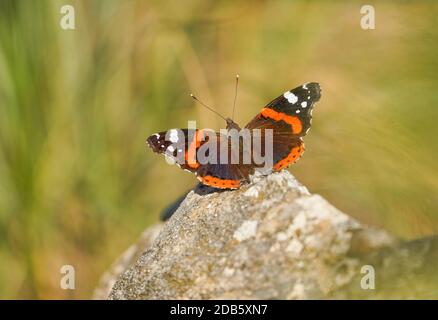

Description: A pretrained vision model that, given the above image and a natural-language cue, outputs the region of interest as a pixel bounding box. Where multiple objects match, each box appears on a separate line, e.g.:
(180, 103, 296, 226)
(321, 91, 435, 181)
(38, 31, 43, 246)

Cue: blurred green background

(0, 0, 437, 299)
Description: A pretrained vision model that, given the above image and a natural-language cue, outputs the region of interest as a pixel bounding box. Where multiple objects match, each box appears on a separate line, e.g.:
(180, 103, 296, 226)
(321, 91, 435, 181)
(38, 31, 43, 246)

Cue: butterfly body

(147, 83, 321, 189)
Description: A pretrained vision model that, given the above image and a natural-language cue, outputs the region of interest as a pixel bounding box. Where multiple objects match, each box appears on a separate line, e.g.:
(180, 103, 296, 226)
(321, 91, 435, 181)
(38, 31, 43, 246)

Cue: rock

(103, 171, 438, 299)
(93, 223, 163, 300)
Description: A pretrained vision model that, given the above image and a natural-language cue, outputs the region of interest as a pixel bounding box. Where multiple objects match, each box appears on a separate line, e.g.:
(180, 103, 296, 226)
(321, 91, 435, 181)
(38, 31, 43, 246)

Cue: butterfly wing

(147, 129, 249, 189)
(245, 82, 321, 171)
(147, 128, 196, 173)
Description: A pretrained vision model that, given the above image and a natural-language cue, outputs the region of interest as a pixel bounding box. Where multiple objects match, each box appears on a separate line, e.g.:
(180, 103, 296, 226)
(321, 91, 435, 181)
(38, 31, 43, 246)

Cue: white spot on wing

(168, 129, 179, 143)
(283, 91, 298, 104)
(296, 110, 300, 114)
(167, 145, 175, 153)
(301, 101, 307, 108)
(303, 83, 308, 89)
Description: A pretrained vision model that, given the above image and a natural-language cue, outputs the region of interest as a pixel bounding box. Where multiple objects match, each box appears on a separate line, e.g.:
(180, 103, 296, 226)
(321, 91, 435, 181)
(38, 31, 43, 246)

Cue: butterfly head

(226, 118, 241, 131)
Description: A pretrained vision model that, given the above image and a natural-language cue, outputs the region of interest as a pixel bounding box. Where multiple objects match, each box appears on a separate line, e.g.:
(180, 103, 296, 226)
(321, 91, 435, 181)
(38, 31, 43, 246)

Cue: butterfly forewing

(245, 82, 321, 171)
(147, 129, 249, 189)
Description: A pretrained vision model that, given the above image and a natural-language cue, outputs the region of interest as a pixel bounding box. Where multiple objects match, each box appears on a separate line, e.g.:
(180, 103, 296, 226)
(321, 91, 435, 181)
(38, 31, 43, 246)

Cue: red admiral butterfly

(147, 81, 321, 189)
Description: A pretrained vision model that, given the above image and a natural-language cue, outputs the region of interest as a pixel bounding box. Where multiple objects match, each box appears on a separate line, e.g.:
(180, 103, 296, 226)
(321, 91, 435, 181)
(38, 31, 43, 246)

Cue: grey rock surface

(105, 171, 438, 299)
(93, 223, 163, 299)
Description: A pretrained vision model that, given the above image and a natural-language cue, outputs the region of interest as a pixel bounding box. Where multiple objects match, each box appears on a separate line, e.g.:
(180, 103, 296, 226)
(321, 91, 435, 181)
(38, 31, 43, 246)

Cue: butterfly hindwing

(195, 132, 254, 189)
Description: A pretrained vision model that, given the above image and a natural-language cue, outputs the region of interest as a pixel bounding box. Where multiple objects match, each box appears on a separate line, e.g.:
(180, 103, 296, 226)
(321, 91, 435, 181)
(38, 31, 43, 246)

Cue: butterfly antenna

(232, 74, 239, 121)
(190, 93, 228, 122)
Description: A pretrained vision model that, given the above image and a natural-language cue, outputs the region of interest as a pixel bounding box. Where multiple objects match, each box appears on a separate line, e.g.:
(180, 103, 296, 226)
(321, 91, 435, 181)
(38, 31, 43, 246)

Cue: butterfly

(147, 82, 321, 189)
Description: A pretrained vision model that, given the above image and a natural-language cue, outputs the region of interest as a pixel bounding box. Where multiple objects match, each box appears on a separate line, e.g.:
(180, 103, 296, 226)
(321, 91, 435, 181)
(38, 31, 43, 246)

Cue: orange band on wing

(260, 108, 302, 134)
(185, 130, 205, 169)
(273, 144, 305, 171)
(198, 175, 241, 189)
